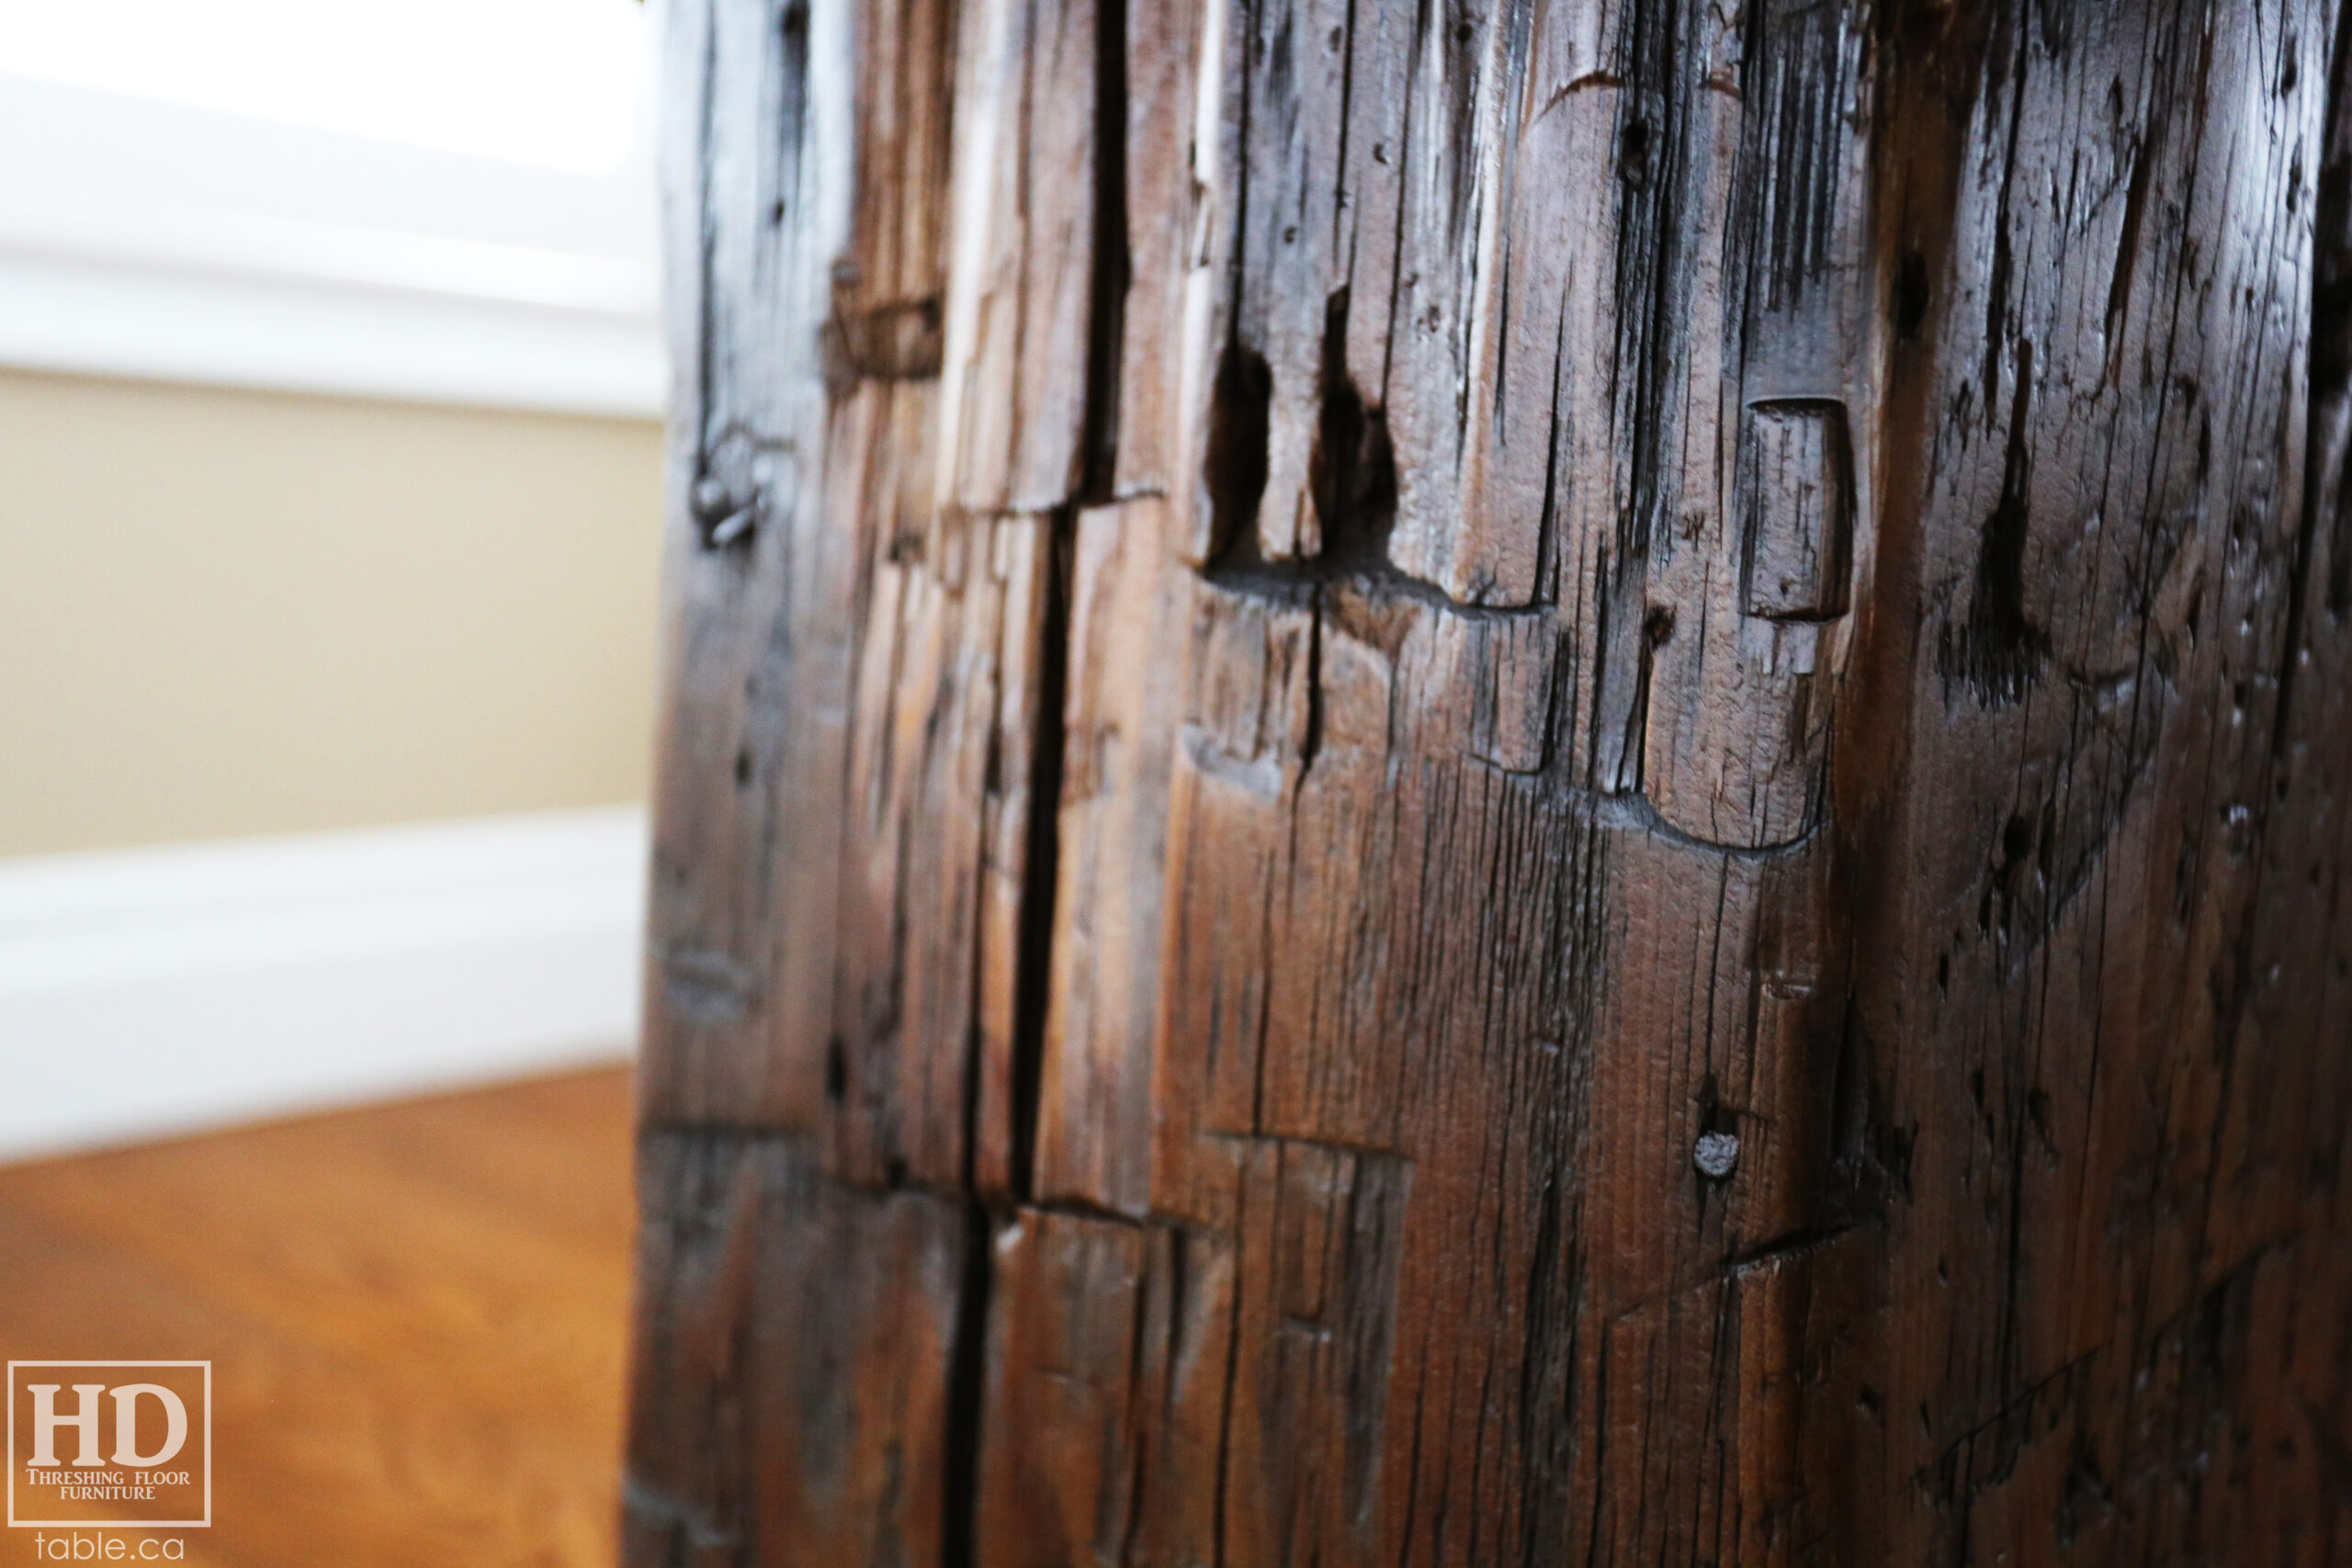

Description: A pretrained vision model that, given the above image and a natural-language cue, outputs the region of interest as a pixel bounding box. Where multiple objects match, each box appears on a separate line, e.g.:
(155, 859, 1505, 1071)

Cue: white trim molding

(0, 244, 664, 418)
(0, 39, 664, 417)
(0, 808, 647, 1165)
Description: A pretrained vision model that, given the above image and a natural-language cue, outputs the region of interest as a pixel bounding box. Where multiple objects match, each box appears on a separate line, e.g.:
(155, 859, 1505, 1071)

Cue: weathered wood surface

(627, 0, 2352, 1562)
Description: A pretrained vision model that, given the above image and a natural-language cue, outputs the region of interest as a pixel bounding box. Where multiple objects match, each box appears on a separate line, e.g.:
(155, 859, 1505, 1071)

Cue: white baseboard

(0, 807, 647, 1165)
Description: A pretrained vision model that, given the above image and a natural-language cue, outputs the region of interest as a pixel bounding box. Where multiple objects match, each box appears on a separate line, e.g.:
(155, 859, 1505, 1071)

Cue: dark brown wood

(626, 0, 2352, 1562)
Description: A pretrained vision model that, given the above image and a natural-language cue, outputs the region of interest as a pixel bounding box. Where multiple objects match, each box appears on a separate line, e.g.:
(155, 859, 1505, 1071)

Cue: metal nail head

(1693, 1131, 1740, 1179)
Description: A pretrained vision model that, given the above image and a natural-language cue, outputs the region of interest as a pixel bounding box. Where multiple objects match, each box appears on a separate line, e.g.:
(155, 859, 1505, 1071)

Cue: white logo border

(6, 1361, 212, 1529)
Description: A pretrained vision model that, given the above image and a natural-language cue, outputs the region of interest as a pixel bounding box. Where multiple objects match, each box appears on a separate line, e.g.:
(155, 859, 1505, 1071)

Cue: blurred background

(0, 5, 668, 1560)
(0, 0, 665, 1163)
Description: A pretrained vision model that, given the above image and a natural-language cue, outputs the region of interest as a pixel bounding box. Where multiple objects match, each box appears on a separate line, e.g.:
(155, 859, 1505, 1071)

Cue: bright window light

(0, 0, 648, 174)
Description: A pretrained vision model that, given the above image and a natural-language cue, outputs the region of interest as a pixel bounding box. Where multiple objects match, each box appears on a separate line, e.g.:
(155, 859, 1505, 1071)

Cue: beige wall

(0, 370, 664, 857)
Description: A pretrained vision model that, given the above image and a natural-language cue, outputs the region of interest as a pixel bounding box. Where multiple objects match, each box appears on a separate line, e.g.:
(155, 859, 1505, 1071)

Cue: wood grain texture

(625, 1133, 967, 1566)
(0, 1068, 635, 1568)
(630, 0, 2352, 1562)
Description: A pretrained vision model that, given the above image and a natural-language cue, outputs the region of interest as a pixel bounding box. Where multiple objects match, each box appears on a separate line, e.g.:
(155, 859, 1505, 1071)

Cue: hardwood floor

(0, 1067, 636, 1567)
